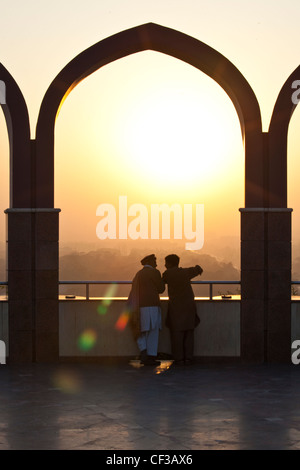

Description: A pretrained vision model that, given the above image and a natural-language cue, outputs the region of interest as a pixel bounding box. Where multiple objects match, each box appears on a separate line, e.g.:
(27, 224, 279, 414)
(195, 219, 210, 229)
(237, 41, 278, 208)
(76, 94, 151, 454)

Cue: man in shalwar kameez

(127, 254, 165, 365)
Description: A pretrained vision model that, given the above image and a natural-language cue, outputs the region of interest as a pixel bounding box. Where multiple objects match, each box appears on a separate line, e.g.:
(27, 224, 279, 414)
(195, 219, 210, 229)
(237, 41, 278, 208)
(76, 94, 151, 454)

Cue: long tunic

(127, 266, 165, 339)
(162, 265, 202, 331)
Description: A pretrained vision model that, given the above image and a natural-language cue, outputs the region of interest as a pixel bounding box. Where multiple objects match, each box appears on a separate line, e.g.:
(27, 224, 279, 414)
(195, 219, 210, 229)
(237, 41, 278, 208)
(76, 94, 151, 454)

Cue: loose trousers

(170, 329, 194, 362)
(137, 306, 161, 356)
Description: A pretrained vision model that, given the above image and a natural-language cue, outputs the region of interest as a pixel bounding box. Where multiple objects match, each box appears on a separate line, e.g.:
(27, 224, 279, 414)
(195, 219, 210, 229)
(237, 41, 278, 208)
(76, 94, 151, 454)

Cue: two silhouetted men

(128, 253, 203, 366)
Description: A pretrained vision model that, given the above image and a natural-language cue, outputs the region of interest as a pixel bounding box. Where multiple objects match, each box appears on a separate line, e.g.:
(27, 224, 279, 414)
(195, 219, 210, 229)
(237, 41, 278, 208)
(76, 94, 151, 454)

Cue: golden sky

(1, 0, 300, 257)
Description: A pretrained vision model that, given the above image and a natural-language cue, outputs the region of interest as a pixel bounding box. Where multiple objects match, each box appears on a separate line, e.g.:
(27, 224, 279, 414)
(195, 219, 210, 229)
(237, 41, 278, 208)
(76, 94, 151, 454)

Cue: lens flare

(97, 283, 118, 315)
(97, 304, 107, 315)
(52, 370, 82, 394)
(105, 283, 118, 297)
(78, 328, 97, 351)
(115, 311, 130, 331)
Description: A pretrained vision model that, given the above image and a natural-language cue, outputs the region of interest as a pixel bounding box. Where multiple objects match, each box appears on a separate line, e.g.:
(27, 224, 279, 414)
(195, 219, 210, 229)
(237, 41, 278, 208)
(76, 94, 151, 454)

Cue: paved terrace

(0, 360, 300, 451)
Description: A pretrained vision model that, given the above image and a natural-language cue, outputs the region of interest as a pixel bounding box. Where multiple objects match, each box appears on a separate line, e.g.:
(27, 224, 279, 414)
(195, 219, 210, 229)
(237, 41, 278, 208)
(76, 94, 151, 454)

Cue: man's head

(141, 254, 157, 268)
(165, 254, 180, 269)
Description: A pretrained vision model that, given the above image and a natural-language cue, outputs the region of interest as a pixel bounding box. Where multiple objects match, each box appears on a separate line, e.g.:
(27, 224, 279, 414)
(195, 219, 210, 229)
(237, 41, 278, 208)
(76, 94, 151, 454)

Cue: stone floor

(0, 359, 300, 451)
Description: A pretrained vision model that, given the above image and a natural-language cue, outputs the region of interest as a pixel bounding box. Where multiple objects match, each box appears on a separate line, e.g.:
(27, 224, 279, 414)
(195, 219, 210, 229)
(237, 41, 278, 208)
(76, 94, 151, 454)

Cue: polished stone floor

(0, 359, 300, 450)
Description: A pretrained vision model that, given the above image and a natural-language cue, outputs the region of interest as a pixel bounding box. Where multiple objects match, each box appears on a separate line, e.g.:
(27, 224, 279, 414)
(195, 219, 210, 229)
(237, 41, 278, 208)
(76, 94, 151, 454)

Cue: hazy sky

(1, 0, 300, 256)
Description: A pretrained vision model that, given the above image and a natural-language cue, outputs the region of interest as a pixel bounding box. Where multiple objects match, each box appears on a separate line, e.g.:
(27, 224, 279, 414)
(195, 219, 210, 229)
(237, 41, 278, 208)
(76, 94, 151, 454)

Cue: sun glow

(55, 51, 244, 244)
(56, 51, 243, 194)
(117, 84, 241, 188)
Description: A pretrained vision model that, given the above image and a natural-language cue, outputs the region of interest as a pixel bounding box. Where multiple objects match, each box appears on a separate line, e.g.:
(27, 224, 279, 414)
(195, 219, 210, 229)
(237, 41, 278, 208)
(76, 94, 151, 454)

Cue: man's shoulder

(163, 267, 182, 279)
(140, 267, 161, 277)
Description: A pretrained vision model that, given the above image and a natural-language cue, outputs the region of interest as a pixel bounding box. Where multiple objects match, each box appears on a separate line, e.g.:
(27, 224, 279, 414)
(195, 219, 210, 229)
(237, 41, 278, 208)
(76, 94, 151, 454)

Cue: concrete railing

(57, 280, 241, 358)
(2, 279, 300, 360)
(58, 297, 241, 359)
(0, 281, 241, 359)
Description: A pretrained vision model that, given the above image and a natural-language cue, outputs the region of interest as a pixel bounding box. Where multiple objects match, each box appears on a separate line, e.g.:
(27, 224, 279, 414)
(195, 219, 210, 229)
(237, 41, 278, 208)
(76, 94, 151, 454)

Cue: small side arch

(268, 64, 300, 207)
(0, 63, 31, 207)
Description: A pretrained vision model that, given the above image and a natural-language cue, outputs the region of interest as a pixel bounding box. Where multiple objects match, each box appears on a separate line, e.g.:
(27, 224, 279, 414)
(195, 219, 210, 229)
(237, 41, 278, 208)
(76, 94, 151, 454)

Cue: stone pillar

(240, 209, 266, 362)
(34, 208, 60, 362)
(6, 209, 35, 362)
(240, 208, 292, 363)
(6, 208, 60, 363)
(265, 209, 292, 362)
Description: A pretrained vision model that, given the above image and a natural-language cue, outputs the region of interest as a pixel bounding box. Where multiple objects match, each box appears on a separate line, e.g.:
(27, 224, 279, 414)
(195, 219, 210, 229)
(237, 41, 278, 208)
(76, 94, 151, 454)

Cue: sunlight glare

(55, 51, 244, 244)
(116, 84, 241, 188)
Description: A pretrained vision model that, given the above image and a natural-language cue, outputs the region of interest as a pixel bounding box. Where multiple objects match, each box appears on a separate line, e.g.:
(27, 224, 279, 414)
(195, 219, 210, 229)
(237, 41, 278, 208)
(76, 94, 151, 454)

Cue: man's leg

(183, 329, 194, 362)
(138, 307, 161, 365)
(137, 333, 147, 362)
(171, 330, 184, 363)
(137, 331, 158, 364)
(145, 324, 160, 357)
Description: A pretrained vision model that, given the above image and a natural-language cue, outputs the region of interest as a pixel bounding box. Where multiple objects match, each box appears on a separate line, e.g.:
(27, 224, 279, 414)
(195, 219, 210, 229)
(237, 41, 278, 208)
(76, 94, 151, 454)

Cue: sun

(55, 50, 244, 218)
(54, 51, 245, 244)
(114, 81, 243, 190)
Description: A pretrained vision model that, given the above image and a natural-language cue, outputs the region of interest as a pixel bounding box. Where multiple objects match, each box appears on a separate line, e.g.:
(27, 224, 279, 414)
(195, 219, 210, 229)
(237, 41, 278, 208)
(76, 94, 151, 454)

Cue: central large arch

(25, 22, 272, 363)
(35, 22, 263, 208)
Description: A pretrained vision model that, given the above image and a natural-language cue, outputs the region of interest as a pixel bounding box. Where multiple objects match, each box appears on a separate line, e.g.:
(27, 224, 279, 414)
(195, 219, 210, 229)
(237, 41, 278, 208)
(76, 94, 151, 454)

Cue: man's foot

(139, 349, 148, 362)
(173, 360, 185, 366)
(142, 356, 160, 366)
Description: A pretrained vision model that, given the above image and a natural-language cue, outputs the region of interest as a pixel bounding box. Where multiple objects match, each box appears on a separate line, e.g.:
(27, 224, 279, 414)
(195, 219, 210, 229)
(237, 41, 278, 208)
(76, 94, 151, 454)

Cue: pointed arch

(0, 63, 31, 207)
(269, 64, 300, 207)
(36, 22, 263, 208)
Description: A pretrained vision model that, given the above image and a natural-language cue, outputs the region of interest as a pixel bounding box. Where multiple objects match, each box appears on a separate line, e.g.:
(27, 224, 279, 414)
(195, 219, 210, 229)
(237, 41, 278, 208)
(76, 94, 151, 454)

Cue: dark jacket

(162, 265, 202, 331)
(136, 266, 165, 307)
(127, 266, 165, 339)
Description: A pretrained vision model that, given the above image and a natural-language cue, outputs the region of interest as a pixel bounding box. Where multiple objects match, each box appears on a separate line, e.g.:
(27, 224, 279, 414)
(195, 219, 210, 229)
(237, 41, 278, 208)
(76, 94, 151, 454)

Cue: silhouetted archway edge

(269, 64, 300, 207)
(36, 22, 263, 208)
(0, 63, 31, 207)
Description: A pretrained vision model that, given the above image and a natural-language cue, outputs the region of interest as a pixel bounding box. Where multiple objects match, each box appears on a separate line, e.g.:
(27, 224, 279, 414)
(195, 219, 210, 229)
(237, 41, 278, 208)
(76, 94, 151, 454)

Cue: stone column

(240, 208, 292, 363)
(240, 208, 266, 362)
(6, 208, 60, 363)
(34, 208, 60, 362)
(6, 209, 35, 362)
(265, 208, 292, 362)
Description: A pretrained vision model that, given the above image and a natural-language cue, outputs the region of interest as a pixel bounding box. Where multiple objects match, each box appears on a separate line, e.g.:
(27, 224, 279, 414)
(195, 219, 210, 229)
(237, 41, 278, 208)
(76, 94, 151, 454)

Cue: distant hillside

(58, 246, 240, 298)
(2, 238, 300, 295)
(0, 243, 240, 297)
(59, 247, 239, 280)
